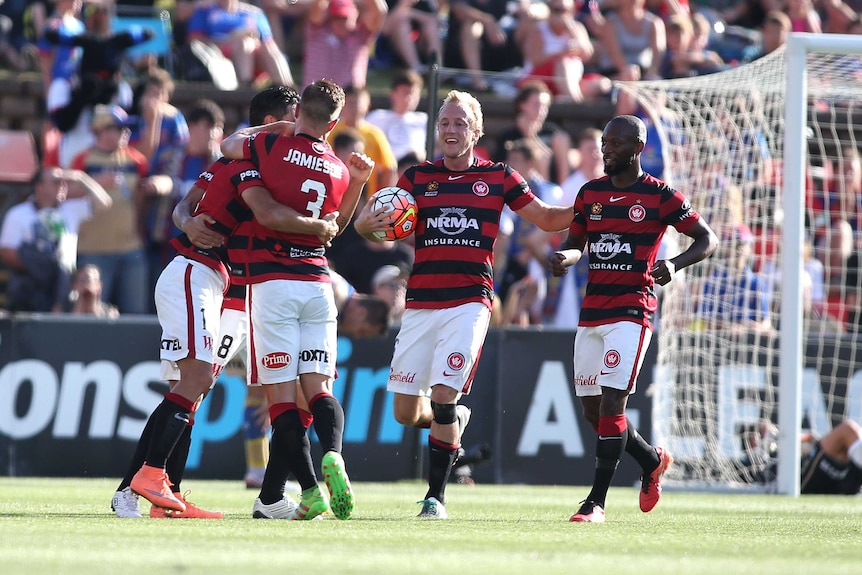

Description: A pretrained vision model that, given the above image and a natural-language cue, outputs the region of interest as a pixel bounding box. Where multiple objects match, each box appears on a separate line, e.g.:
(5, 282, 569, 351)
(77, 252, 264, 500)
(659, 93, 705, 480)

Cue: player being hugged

(548, 115, 719, 523)
(354, 90, 576, 519)
(220, 79, 374, 521)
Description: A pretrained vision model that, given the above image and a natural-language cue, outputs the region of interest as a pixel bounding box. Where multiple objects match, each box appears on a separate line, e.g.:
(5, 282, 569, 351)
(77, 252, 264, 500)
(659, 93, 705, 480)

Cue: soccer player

(547, 115, 718, 523)
(801, 419, 862, 495)
(114, 87, 339, 519)
(353, 90, 577, 519)
(220, 79, 374, 521)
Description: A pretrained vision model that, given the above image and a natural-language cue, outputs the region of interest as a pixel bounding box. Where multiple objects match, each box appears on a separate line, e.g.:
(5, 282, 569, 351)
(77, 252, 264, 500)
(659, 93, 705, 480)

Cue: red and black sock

(424, 436, 459, 504)
(586, 414, 628, 507)
(144, 393, 193, 469)
(624, 417, 660, 473)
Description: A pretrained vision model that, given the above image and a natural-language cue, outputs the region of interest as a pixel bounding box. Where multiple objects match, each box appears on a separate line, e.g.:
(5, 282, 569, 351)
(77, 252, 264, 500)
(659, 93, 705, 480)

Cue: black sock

(310, 394, 344, 454)
(586, 431, 627, 508)
(625, 419, 660, 472)
(166, 424, 192, 493)
(841, 462, 862, 494)
(144, 398, 190, 468)
(117, 410, 158, 491)
(260, 410, 317, 504)
(424, 437, 458, 504)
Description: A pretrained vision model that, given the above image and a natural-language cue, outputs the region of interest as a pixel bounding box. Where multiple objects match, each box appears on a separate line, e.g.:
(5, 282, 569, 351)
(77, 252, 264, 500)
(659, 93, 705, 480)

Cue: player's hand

(354, 202, 396, 237)
(547, 250, 571, 277)
(316, 212, 340, 247)
(346, 152, 375, 184)
(651, 259, 676, 286)
(183, 214, 225, 249)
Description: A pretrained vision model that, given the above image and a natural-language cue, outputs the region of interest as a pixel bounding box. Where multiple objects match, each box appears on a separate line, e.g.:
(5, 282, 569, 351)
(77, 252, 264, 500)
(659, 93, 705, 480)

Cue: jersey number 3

(301, 179, 327, 218)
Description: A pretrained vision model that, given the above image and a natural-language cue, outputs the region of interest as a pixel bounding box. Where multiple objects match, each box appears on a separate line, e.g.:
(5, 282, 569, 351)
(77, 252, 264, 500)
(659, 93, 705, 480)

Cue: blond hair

(439, 90, 485, 137)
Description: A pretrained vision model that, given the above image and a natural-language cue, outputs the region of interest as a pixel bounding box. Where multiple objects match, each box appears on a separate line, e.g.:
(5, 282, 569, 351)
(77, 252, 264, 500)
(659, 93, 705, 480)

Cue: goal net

(616, 34, 862, 494)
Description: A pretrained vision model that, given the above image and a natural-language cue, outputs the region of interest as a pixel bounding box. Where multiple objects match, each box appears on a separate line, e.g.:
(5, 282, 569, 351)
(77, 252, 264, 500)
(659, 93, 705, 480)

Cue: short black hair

(333, 127, 363, 153)
(249, 85, 300, 126)
(186, 99, 225, 127)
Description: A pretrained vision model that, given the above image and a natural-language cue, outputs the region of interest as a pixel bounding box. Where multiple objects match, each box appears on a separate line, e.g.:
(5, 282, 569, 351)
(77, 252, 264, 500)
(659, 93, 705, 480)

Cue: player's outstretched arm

(242, 185, 339, 246)
(516, 197, 575, 233)
(335, 152, 375, 234)
(220, 121, 296, 160)
(651, 219, 718, 286)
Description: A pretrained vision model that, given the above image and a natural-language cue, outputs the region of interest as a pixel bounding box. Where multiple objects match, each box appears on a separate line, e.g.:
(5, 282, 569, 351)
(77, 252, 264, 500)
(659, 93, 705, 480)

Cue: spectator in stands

(743, 10, 791, 63)
(495, 81, 571, 184)
(129, 69, 190, 305)
(301, 0, 388, 89)
(785, 0, 821, 33)
(660, 12, 724, 78)
(331, 269, 392, 338)
(370, 263, 407, 326)
(819, 0, 859, 35)
(72, 104, 150, 314)
(696, 224, 774, 334)
(718, 0, 778, 30)
(0, 0, 42, 71)
(186, 0, 294, 87)
(0, 166, 111, 312)
(518, 0, 610, 102)
(45, 4, 151, 130)
(496, 138, 563, 324)
(365, 69, 428, 162)
(594, 0, 665, 81)
(62, 263, 119, 316)
(328, 84, 398, 196)
(443, 0, 529, 92)
(380, 0, 441, 73)
(37, 0, 83, 89)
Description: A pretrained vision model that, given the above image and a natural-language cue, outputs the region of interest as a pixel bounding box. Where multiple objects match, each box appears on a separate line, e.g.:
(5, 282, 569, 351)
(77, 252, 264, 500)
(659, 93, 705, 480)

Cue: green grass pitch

(0, 477, 860, 575)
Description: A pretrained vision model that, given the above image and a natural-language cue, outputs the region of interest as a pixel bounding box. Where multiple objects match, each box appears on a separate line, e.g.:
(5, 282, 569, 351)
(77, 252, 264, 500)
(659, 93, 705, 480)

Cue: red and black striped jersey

(170, 159, 259, 288)
(399, 158, 535, 310)
(241, 132, 349, 284)
(570, 173, 700, 329)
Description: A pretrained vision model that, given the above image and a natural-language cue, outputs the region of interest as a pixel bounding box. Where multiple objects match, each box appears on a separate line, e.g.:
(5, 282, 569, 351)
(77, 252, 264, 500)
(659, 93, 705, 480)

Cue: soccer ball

(369, 186, 417, 241)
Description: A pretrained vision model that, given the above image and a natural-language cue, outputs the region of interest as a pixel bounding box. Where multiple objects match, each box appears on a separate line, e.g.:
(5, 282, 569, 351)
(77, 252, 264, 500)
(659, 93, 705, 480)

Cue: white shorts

(387, 302, 491, 397)
(572, 321, 652, 397)
(247, 279, 337, 385)
(155, 256, 225, 382)
(213, 305, 249, 379)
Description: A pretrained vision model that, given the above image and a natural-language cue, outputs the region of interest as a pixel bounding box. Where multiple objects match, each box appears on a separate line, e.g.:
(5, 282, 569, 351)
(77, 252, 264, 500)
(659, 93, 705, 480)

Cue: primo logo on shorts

(262, 352, 290, 369)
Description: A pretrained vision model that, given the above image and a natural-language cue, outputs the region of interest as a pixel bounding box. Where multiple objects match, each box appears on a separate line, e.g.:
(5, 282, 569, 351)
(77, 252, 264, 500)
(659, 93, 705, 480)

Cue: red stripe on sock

(429, 436, 459, 451)
(308, 392, 332, 410)
(298, 409, 314, 429)
(165, 392, 194, 412)
(598, 414, 627, 436)
(269, 402, 297, 422)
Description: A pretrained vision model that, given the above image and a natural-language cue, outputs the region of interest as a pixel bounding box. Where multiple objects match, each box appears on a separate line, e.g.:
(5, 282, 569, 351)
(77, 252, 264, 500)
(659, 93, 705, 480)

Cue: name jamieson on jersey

(282, 149, 344, 178)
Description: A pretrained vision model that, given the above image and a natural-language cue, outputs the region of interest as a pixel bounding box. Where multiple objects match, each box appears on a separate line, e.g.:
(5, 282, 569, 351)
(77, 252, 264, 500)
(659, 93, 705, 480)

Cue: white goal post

(617, 33, 862, 496)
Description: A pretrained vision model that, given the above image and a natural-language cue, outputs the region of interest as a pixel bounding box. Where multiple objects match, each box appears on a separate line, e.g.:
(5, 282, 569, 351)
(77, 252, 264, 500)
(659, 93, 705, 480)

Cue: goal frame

(780, 33, 862, 496)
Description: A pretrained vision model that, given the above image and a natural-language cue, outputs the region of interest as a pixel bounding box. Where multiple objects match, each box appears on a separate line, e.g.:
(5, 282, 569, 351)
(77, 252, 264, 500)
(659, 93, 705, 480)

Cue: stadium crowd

(0, 0, 861, 332)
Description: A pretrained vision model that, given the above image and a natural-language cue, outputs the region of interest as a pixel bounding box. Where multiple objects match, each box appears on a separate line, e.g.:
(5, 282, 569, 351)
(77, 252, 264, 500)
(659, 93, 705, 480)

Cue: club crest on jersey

(472, 181, 489, 196)
(447, 352, 466, 371)
(590, 202, 602, 221)
(425, 181, 439, 196)
(629, 204, 646, 222)
(604, 350, 621, 369)
(312, 141, 327, 154)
